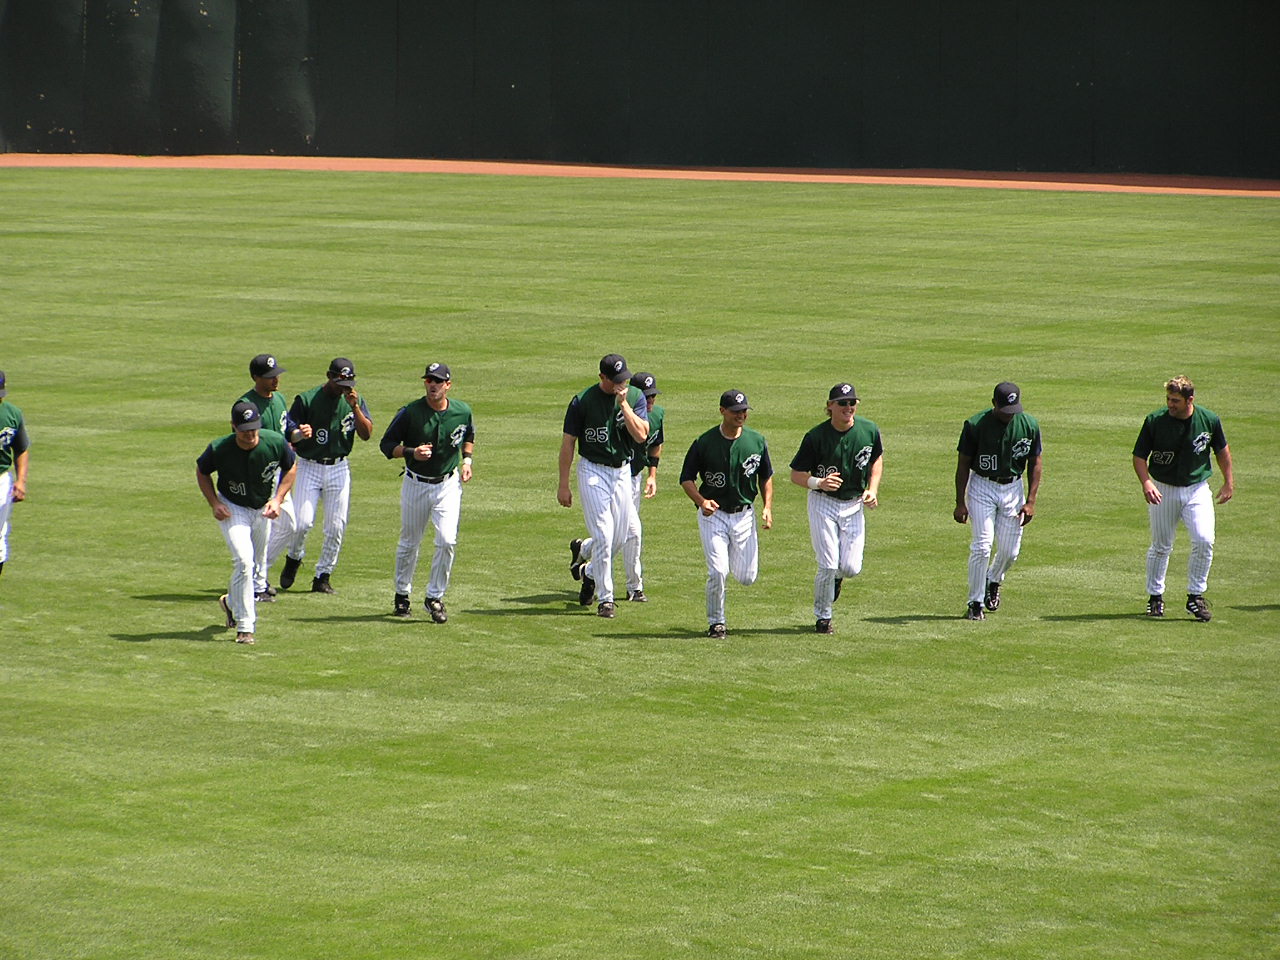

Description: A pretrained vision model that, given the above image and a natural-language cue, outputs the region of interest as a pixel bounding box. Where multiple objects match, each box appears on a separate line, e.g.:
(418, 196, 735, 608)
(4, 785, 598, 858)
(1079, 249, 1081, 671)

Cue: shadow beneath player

(864, 614, 980, 625)
(114, 625, 228, 642)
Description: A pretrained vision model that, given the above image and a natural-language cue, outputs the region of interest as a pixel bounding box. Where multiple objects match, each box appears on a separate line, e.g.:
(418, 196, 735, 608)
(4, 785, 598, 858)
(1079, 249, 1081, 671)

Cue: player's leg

(285, 459, 322, 561)
(315, 461, 350, 577)
(986, 485, 1025, 586)
(727, 509, 759, 587)
(425, 475, 462, 600)
(219, 504, 258, 634)
(1144, 481, 1180, 598)
(966, 476, 998, 604)
(395, 475, 431, 596)
(578, 462, 619, 604)
(809, 491, 840, 620)
(263, 492, 296, 576)
(1181, 481, 1216, 596)
(0, 470, 13, 566)
(837, 500, 866, 579)
(623, 473, 644, 594)
(699, 511, 730, 627)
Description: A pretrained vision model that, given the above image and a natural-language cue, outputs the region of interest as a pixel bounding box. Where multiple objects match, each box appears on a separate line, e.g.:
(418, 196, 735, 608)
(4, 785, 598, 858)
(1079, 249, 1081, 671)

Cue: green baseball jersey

(631, 403, 665, 477)
(0, 401, 29, 473)
(957, 410, 1042, 479)
(289, 384, 370, 461)
(380, 397, 475, 476)
(1132, 405, 1226, 486)
(236, 388, 289, 437)
(680, 425, 773, 510)
(196, 432, 295, 509)
(790, 417, 883, 500)
(562, 384, 648, 467)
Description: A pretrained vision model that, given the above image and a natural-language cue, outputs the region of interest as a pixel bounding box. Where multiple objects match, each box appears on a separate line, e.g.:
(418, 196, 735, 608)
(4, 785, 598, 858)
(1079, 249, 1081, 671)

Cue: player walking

(236, 354, 311, 602)
(1132, 375, 1233, 621)
(680, 390, 774, 638)
(380, 362, 475, 622)
(789, 383, 883, 634)
(275, 358, 373, 594)
(953, 382, 1043, 620)
(196, 401, 297, 644)
(570, 371, 665, 603)
(0, 371, 31, 580)
(558, 354, 649, 619)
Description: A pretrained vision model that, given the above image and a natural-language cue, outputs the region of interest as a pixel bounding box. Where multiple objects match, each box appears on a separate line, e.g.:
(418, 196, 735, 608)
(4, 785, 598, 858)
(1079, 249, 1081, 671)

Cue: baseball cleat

(235, 632, 255, 645)
(425, 597, 448, 623)
(569, 538, 584, 569)
(1146, 594, 1164, 617)
(570, 561, 584, 582)
(965, 601, 986, 621)
(218, 594, 234, 629)
(279, 555, 301, 590)
(833, 578, 843, 603)
(393, 593, 411, 618)
(311, 573, 336, 594)
(984, 581, 1001, 611)
(707, 623, 727, 639)
(815, 618, 834, 634)
(1186, 594, 1212, 622)
(626, 590, 648, 602)
(597, 601, 616, 619)
(254, 590, 276, 604)
(578, 574, 595, 606)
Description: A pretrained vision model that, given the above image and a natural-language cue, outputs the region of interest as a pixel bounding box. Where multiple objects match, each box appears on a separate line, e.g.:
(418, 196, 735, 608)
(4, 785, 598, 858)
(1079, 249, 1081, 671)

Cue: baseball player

(789, 382, 883, 634)
(196, 401, 297, 644)
(236, 353, 311, 602)
(558, 353, 649, 619)
(954, 382, 1043, 620)
(1132, 375, 1233, 621)
(380, 362, 475, 622)
(570, 371, 665, 602)
(679, 390, 774, 638)
(275, 358, 373, 594)
(0, 370, 31, 580)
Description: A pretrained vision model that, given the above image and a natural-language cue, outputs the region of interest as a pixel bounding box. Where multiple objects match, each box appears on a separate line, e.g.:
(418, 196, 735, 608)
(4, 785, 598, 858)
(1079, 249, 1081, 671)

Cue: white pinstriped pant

(0, 470, 14, 563)
(578, 459, 634, 603)
(965, 472, 1026, 604)
(259, 493, 295, 592)
(1146, 479, 1215, 596)
(395, 471, 461, 599)
(283, 458, 351, 576)
(218, 500, 269, 632)
(580, 472, 647, 593)
(697, 505, 759, 626)
(807, 490, 865, 619)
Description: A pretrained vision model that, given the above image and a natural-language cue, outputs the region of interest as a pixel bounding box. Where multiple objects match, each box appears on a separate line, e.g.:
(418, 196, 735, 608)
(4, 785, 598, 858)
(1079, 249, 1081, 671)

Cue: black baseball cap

(993, 382, 1023, 414)
(328, 358, 357, 387)
(631, 372, 659, 396)
(0, 370, 7, 398)
(249, 354, 286, 378)
(422, 362, 451, 382)
(600, 353, 631, 383)
(829, 382, 858, 402)
(231, 400, 263, 432)
(719, 389, 751, 412)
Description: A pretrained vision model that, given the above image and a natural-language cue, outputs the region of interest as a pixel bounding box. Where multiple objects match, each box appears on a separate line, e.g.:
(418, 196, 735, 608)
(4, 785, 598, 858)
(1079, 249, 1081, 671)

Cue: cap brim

(255, 367, 286, 377)
(333, 378, 356, 388)
(996, 403, 1022, 414)
(234, 420, 263, 432)
(610, 371, 632, 383)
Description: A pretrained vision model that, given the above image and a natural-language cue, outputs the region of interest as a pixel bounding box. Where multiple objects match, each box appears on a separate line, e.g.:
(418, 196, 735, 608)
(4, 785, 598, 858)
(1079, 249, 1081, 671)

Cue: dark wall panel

(935, 1, 1018, 171)
(395, 0, 476, 158)
(1015, 1, 1095, 172)
(311, 0, 397, 157)
(155, 0, 237, 153)
(237, 0, 316, 154)
(626, 0, 712, 166)
(0, 0, 87, 151)
(860, 1, 941, 168)
(83, 0, 163, 154)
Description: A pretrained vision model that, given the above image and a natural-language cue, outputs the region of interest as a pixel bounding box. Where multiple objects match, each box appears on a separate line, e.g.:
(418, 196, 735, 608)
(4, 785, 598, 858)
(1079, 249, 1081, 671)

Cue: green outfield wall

(1, 0, 1276, 177)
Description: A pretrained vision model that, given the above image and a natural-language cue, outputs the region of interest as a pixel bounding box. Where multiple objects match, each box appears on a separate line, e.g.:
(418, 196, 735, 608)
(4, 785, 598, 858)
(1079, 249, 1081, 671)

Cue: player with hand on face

(789, 382, 884, 634)
(1132, 375, 1233, 622)
(680, 390, 773, 639)
(196, 401, 297, 644)
(0, 370, 31, 580)
(380, 362, 475, 623)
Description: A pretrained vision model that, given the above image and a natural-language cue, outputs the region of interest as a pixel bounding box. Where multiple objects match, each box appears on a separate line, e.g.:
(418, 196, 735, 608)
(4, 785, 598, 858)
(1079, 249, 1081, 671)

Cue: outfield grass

(1, 168, 1277, 959)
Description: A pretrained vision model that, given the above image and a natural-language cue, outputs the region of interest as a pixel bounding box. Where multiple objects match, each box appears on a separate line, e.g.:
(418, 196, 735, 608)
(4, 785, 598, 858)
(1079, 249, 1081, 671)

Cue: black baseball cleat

(254, 590, 276, 604)
(311, 573, 336, 594)
(833, 578, 843, 603)
(425, 597, 448, 623)
(578, 574, 595, 606)
(569, 538, 584, 569)
(597, 601, 616, 619)
(965, 601, 986, 621)
(984, 581, 1001, 611)
(570, 561, 584, 582)
(279, 555, 301, 590)
(815, 618, 834, 634)
(707, 623, 727, 639)
(218, 594, 235, 629)
(1186, 594, 1212, 622)
(1146, 594, 1164, 617)
(393, 593, 411, 618)
(626, 589, 648, 602)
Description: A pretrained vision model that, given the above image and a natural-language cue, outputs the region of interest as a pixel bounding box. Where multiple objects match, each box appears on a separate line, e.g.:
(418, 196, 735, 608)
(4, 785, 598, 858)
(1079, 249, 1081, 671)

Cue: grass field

(1, 168, 1278, 959)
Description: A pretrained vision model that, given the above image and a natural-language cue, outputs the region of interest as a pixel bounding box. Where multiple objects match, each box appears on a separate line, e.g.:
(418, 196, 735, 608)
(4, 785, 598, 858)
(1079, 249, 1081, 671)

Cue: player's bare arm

(863, 456, 883, 508)
(644, 443, 662, 498)
(1133, 455, 1163, 505)
(557, 434, 576, 507)
(346, 390, 373, 440)
(265, 461, 298, 520)
(791, 467, 843, 493)
(615, 383, 650, 443)
(1020, 454, 1043, 525)
(196, 468, 231, 521)
(953, 454, 972, 522)
(681, 479, 717, 516)
(11, 449, 27, 501)
(1214, 445, 1233, 503)
(460, 443, 475, 483)
(760, 476, 774, 529)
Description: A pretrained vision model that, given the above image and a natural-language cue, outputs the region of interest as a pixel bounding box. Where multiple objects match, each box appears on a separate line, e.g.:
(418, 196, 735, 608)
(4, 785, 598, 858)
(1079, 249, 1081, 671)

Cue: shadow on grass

(1230, 604, 1280, 612)
(134, 591, 226, 602)
(604, 625, 817, 640)
(864, 615, 973, 625)
(115, 625, 228, 642)
(1040, 613, 1154, 622)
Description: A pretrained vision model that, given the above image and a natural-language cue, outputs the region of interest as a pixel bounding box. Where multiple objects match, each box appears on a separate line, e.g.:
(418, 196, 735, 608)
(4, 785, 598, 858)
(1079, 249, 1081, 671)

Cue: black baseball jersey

(680, 426, 773, 510)
(1133, 405, 1226, 487)
(289, 385, 371, 461)
(380, 397, 476, 477)
(197, 433, 296, 509)
(957, 410, 1042, 479)
(563, 384, 648, 467)
(790, 417, 883, 500)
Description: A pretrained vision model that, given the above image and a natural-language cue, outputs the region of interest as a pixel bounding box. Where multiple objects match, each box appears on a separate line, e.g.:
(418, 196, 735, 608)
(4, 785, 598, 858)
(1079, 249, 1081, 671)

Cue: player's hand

(460, 462, 473, 483)
(412, 444, 433, 461)
(296, 424, 314, 440)
(557, 484, 573, 508)
(212, 503, 231, 521)
(613, 380, 630, 401)
(263, 498, 281, 520)
(344, 389, 360, 405)
(953, 504, 969, 524)
(699, 499, 719, 517)
(819, 472, 842, 492)
(1019, 502, 1035, 526)
(1216, 482, 1233, 504)
(1142, 481, 1162, 505)
(11, 481, 25, 502)
(644, 477, 657, 498)
(862, 489, 878, 509)
(761, 506, 773, 529)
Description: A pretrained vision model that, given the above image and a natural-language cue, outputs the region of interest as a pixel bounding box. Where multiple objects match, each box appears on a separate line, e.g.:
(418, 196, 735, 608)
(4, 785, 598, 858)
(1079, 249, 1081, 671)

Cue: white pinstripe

(578, 459, 633, 603)
(697, 506, 759, 626)
(0, 470, 13, 563)
(218, 500, 269, 632)
(283, 458, 351, 576)
(395, 472, 462, 598)
(965, 472, 1026, 604)
(1146, 479, 1215, 596)
(259, 492, 296, 592)
(807, 490, 865, 619)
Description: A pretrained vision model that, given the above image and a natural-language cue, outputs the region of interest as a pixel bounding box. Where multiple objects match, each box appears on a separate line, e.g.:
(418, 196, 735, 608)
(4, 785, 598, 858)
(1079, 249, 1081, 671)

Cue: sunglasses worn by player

(833, 399, 856, 407)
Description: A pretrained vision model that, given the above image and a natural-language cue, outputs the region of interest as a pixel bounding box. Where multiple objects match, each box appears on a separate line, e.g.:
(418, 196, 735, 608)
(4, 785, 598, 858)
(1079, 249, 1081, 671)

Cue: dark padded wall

(0, 0, 1276, 177)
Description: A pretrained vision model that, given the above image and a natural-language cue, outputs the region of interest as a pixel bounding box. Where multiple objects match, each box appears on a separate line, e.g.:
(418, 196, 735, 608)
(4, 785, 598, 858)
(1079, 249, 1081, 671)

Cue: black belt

(587, 459, 628, 469)
(408, 470, 453, 484)
(991, 476, 1017, 484)
(308, 456, 347, 465)
(720, 503, 752, 514)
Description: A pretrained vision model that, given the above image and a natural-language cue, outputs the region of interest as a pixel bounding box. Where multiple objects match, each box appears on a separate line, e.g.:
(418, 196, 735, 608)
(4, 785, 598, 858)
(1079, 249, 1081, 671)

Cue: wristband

(807, 476, 821, 490)
(647, 456, 660, 468)
(463, 456, 473, 466)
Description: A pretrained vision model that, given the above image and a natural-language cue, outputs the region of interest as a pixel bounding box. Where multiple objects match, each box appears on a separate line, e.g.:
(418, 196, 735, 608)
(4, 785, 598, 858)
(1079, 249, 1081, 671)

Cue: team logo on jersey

(742, 454, 762, 477)
(854, 445, 874, 470)
(449, 424, 468, 447)
(260, 459, 281, 482)
(1011, 438, 1033, 460)
(341, 411, 355, 436)
(1192, 431, 1212, 455)
(0, 426, 13, 449)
